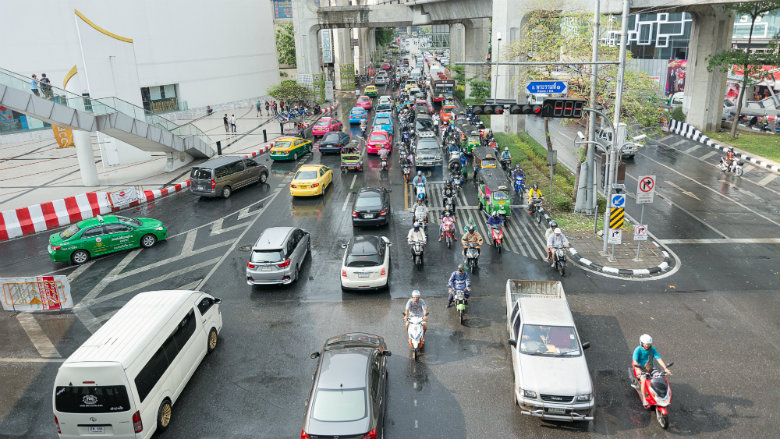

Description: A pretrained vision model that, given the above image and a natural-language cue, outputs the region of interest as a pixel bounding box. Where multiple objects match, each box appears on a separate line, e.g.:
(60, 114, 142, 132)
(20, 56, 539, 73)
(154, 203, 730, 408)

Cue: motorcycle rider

(413, 198, 428, 226)
(404, 289, 429, 334)
(407, 222, 427, 260)
(527, 183, 543, 213)
(442, 181, 456, 200)
(633, 334, 672, 408)
(487, 211, 505, 227)
(511, 164, 525, 181)
(500, 147, 512, 169)
(378, 146, 390, 167)
(439, 210, 456, 241)
(722, 146, 737, 170)
(447, 264, 472, 308)
(461, 225, 484, 259)
(546, 227, 570, 268)
(412, 170, 427, 186)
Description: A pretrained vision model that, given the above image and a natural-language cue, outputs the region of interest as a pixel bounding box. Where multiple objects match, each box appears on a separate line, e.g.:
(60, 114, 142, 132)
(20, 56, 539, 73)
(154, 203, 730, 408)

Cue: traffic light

(511, 104, 542, 115)
(540, 98, 586, 118)
(470, 104, 505, 114)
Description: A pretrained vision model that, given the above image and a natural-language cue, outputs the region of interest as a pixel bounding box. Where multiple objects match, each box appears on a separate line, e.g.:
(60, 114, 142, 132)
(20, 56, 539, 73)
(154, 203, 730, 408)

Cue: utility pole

(586, 0, 600, 215)
(602, 0, 630, 254)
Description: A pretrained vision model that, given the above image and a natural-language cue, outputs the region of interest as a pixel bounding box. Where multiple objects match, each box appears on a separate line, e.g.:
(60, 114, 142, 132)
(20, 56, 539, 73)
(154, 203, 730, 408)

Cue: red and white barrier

(0, 180, 191, 241)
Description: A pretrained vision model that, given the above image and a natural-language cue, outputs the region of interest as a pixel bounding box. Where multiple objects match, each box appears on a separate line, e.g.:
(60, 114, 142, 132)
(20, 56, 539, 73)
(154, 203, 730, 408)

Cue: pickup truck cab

(505, 280, 594, 422)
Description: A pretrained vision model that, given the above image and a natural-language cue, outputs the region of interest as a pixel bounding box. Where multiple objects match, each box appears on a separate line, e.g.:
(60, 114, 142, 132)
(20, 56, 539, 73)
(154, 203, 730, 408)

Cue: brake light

(380, 268, 386, 276)
(54, 414, 61, 434)
(82, 381, 95, 384)
(278, 258, 291, 268)
(342, 269, 347, 277)
(132, 410, 143, 433)
(247, 262, 256, 269)
(362, 429, 377, 439)
(52, 246, 61, 251)
(311, 183, 320, 187)
(352, 211, 358, 217)
(211, 178, 216, 189)
(290, 184, 297, 188)
(300, 430, 311, 439)
(379, 209, 387, 216)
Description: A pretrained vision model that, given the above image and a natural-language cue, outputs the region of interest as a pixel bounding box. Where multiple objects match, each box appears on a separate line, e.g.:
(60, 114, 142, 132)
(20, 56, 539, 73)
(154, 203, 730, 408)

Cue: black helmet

(468, 226, 475, 232)
(533, 183, 538, 189)
(550, 221, 558, 228)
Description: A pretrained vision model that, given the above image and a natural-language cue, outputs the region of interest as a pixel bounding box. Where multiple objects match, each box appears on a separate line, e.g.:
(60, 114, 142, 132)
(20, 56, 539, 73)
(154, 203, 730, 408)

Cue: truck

(505, 279, 595, 422)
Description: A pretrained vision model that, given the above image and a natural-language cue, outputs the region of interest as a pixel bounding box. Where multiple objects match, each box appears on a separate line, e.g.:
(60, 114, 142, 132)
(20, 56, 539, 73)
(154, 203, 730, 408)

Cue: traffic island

(565, 232, 672, 277)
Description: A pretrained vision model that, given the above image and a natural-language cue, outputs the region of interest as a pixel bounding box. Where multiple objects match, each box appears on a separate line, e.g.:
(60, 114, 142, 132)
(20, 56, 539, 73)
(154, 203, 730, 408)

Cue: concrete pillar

(450, 23, 465, 65)
(72, 130, 99, 186)
(292, 0, 321, 77)
(684, 5, 734, 132)
(358, 28, 371, 74)
(464, 19, 490, 99)
(331, 0, 354, 90)
(491, 0, 530, 133)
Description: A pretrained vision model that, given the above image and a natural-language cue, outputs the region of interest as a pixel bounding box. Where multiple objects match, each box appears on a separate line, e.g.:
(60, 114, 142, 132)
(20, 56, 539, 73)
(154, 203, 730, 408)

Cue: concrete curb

(669, 120, 780, 174)
(539, 208, 674, 277)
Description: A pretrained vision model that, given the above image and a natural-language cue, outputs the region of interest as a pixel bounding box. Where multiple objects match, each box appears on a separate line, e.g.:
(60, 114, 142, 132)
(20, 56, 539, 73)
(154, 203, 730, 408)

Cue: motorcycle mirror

(383, 350, 392, 357)
(582, 342, 591, 350)
(508, 339, 517, 347)
(310, 352, 320, 359)
(666, 362, 673, 368)
(341, 243, 348, 249)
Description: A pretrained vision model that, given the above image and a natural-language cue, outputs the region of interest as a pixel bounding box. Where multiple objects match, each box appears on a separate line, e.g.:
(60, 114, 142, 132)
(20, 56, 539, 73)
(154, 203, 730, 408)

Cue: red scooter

(489, 224, 504, 253)
(630, 362, 674, 429)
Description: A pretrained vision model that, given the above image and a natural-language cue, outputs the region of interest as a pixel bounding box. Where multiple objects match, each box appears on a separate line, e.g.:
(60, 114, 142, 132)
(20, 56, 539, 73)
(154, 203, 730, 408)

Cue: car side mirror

(341, 243, 348, 249)
(310, 352, 320, 359)
(213, 298, 222, 304)
(582, 342, 591, 350)
(508, 339, 517, 347)
(383, 351, 392, 357)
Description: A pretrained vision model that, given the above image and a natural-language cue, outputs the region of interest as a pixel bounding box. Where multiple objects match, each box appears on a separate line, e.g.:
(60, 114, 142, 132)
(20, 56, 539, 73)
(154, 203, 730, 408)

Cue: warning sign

(610, 207, 624, 229)
(1, 275, 73, 311)
(634, 224, 648, 241)
(636, 175, 656, 204)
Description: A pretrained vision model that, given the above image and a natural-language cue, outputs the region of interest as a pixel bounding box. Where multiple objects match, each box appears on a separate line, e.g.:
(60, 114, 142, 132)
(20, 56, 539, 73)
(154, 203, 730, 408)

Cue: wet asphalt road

(0, 84, 778, 438)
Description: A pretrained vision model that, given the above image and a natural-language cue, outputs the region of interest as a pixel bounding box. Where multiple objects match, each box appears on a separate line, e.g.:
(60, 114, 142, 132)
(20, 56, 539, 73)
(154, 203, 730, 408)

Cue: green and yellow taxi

(48, 215, 167, 265)
(270, 136, 312, 161)
(364, 85, 379, 97)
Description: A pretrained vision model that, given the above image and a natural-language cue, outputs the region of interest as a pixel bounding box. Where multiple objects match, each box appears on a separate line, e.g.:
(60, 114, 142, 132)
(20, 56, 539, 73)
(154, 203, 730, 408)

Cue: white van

(52, 290, 222, 438)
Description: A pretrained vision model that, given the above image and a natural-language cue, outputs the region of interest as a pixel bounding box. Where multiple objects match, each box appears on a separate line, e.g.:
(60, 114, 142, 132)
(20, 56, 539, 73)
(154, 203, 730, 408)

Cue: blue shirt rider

(501, 148, 512, 161)
(511, 165, 525, 181)
(412, 171, 427, 186)
(487, 211, 504, 227)
(447, 264, 472, 307)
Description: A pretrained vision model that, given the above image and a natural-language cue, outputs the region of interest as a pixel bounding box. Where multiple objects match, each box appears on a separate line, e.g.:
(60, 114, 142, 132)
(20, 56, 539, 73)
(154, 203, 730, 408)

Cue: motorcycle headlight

(576, 393, 592, 402)
(522, 389, 537, 399)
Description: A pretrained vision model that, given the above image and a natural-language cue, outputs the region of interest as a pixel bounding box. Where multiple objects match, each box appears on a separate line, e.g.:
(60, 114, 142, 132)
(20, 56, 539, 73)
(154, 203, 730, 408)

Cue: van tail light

(132, 410, 143, 433)
(342, 269, 347, 277)
(210, 178, 216, 189)
(300, 430, 311, 439)
(380, 268, 386, 276)
(362, 429, 377, 439)
(352, 211, 358, 218)
(54, 414, 61, 434)
(247, 262, 256, 269)
(277, 258, 291, 268)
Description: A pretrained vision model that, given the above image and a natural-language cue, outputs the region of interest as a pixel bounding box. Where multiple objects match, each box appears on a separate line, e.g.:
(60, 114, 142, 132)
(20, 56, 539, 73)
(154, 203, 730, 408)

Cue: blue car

(349, 107, 368, 124)
(373, 113, 394, 135)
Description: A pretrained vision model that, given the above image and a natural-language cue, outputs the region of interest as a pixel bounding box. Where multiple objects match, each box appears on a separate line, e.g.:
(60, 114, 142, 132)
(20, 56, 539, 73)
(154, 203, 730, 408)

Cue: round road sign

(639, 176, 655, 192)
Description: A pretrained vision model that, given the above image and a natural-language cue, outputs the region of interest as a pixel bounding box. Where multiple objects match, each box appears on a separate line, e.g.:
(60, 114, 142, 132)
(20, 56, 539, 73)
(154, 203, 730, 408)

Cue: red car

(356, 96, 373, 110)
(366, 130, 391, 154)
(311, 117, 343, 137)
(382, 63, 391, 71)
(440, 105, 456, 124)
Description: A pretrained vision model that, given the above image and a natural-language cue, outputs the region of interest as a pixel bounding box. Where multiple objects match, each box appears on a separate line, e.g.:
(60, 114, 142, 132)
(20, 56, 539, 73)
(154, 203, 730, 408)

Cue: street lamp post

(493, 32, 502, 99)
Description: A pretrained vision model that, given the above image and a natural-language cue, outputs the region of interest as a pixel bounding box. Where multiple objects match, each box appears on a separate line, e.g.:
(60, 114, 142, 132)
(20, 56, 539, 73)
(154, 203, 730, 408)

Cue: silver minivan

(190, 156, 269, 199)
(246, 227, 310, 285)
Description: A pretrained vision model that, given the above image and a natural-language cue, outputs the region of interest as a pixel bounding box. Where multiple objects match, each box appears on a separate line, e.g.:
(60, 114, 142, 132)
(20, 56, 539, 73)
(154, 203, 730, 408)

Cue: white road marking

(66, 261, 93, 282)
(667, 181, 701, 200)
(167, 192, 277, 240)
(211, 218, 251, 236)
(415, 419, 419, 429)
(16, 313, 61, 358)
(699, 150, 717, 161)
(96, 309, 118, 323)
(658, 238, 780, 245)
(684, 145, 701, 154)
(350, 174, 357, 190)
(341, 192, 353, 212)
(670, 139, 688, 147)
(181, 230, 197, 254)
(78, 249, 141, 306)
(743, 164, 755, 174)
(0, 357, 64, 363)
(758, 173, 777, 187)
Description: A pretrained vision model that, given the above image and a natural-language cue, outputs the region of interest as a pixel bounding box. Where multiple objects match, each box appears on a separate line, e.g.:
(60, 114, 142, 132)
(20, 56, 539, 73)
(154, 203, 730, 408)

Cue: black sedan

(352, 188, 391, 227)
(317, 131, 351, 154)
(303, 333, 391, 439)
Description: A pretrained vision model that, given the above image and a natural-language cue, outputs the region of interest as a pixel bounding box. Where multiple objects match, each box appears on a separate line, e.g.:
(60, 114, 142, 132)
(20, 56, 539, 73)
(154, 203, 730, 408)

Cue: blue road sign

(526, 81, 568, 94)
(610, 193, 626, 208)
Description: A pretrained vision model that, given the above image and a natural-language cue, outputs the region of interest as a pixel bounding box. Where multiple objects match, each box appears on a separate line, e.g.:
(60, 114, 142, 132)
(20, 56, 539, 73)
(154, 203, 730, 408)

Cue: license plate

(261, 265, 275, 271)
(197, 186, 204, 191)
(357, 272, 371, 278)
(548, 407, 566, 414)
(364, 214, 375, 219)
(299, 185, 308, 189)
(88, 426, 104, 434)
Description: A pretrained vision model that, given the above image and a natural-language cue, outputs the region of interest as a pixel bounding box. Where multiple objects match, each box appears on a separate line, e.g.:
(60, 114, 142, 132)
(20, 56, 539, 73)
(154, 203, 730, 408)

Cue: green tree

(467, 77, 492, 102)
(708, 1, 780, 139)
(275, 23, 296, 67)
(375, 28, 395, 47)
(267, 80, 312, 103)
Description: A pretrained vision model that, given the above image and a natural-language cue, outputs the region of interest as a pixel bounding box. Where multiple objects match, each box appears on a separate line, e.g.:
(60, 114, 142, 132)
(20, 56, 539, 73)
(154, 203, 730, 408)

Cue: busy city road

(1, 76, 778, 439)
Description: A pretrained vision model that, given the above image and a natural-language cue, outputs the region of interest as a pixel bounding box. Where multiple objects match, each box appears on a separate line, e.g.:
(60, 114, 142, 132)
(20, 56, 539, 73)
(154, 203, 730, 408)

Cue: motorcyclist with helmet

(487, 211, 504, 227)
(413, 198, 428, 226)
(511, 164, 525, 181)
(447, 264, 471, 308)
(500, 147, 512, 170)
(633, 334, 672, 408)
(461, 225, 484, 258)
(439, 210, 456, 241)
(404, 289, 429, 333)
(527, 183, 543, 214)
(442, 181, 456, 200)
(722, 146, 737, 171)
(412, 170, 427, 186)
(546, 227, 570, 268)
(407, 221, 427, 259)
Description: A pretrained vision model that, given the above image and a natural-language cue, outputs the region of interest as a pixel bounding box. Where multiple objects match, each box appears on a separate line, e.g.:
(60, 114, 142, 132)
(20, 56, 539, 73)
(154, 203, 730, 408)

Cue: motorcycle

(411, 240, 425, 269)
(465, 242, 480, 272)
(415, 183, 427, 204)
(406, 315, 425, 359)
(441, 220, 456, 249)
(452, 288, 468, 325)
(552, 246, 566, 277)
(501, 157, 512, 172)
(489, 224, 504, 253)
(442, 195, 454, 213)
(719, 157, 744, 176)
(528, 197, 544, 224)
(381, 157, 389, 171)
(630, 363, 674, 429)
(513, 175, 525, 197)
(402, 163, 412, 182)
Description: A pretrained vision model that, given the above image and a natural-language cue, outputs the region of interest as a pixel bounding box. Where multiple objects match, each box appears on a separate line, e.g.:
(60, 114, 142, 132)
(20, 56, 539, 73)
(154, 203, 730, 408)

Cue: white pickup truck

(505, 279, 595, 422)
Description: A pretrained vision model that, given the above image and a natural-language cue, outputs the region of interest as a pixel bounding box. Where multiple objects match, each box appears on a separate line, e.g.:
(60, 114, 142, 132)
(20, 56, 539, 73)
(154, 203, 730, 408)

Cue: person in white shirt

(407, 222, 427, 259)
(546, 227, 570, 268)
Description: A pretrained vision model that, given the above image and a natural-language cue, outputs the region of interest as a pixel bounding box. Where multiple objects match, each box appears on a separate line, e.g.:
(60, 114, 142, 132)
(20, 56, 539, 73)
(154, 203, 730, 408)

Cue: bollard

(216, 140, 222, 155)
(263, 129, 267, 143)
(280, 123, 284, 135)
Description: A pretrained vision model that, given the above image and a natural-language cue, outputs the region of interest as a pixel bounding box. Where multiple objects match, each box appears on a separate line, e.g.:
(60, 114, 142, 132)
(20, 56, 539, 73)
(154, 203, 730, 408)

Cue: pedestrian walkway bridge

(0, 67, 213, 159)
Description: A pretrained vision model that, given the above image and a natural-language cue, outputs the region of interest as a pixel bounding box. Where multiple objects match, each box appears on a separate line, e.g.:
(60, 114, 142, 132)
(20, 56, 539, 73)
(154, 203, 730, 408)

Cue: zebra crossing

(410, 183, 548, 259)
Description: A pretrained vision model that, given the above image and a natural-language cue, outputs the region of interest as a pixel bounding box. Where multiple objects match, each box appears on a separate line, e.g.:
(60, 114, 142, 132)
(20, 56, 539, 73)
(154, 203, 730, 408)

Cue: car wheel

(156, 398, 173, 433)
(71, 250, 90, 265)
(259, 172, 268, 184)
(222, 186, 232, 198)
(293, 152, 298, 161)
(207, 328, 218, 354)
(140, 234, 157, 248)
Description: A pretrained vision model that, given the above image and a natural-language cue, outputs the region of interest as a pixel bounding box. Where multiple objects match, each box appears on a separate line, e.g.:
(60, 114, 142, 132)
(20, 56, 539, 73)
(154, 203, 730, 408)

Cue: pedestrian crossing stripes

(610, 207, 624, 229)
(413, 183, 548, 259)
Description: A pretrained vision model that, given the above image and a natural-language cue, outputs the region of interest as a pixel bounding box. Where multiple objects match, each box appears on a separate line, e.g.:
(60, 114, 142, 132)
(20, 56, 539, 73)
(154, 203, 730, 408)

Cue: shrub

(670, 107, 686, 122)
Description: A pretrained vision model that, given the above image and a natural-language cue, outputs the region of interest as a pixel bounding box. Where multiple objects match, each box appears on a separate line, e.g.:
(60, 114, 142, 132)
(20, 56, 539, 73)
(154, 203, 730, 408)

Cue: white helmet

(411, 289, 421, 297)
(554, 228, 562, 235)
(640, 334, 653, 345)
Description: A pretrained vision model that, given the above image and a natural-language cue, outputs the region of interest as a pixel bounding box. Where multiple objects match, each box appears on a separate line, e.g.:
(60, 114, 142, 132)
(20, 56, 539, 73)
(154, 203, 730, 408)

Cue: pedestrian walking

(223, 114, 229, 133)
(280, 100, 285, 112)
(256, 100, 262, 117)
(272, 101, 278, 116)
(264, 100, 270, 116)
(230, 114, 237, 133)
(40, 73, 53, 99)
(30, 74, 40, 96)
(206, 105, 213, 115)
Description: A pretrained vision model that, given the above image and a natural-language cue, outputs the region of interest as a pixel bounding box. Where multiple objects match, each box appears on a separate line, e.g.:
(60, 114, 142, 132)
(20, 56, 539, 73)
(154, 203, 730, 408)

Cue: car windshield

(493, 191, 509, 200)
(417, 141, 438, 150)
(355, 194, 382, 210)
(519, 324, 581, 356)
(347, 254, 382, 267)
(351, 109, 363, 114)
(115, 216, 141, 227)
(274, 141, 291, 149)
(294, 171, 318, 180)
(250, 250, 283, 263)
(370, 134, 387, 142)
(322, 133, 340, 143)
(59, 224, 80, 240)
(416, 119, 433, 130)
(311, 388, 367, 422)
(375, 116, 391, 124)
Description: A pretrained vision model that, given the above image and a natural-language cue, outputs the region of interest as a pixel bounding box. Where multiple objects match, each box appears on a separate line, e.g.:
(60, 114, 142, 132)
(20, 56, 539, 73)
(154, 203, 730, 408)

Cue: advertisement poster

(0, 275, 73, 311)
(666, 60, 686, 95)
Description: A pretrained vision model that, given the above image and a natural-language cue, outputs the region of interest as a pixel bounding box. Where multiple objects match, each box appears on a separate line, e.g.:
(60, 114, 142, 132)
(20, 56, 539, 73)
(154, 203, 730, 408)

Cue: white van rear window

(55, 385, 130, 413)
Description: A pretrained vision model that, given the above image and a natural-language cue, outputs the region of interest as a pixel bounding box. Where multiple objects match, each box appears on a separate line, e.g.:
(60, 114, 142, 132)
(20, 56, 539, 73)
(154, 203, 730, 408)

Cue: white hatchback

(341, 235, 391, 291)
(378, 96, 392, 106)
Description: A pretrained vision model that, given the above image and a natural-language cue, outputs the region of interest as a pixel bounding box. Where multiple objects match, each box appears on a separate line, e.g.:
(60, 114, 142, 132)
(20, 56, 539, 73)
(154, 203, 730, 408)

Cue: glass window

(311, 388, 367, 422)
(172, 310, 196, 350)
(190, 168, 212, 180)
(104, 224, 131, 234)
(346, 255, 382, 267)
(116, 216, 141, 227)
(519, 325, 581, 356)
(59, 224, 80, 240)
(81, 226, 104, 238)
(315, 120, 329, 127)
(134, 347, 168, 402)
(251, 250, 283, 263)
(274, 141, 292, 150)
(215, 166, 229, 179)
(54, 385, 131, 413)
(493, 191, 509, 200)
(294, 171, 318, 180)
(512, 315, 521, 339)
(370, 134, 387, 142)
(355, 194, 382, 210)
(197, 297, 214, 315)
(229, 161, 245, 174)
(244, 159, 259, 168)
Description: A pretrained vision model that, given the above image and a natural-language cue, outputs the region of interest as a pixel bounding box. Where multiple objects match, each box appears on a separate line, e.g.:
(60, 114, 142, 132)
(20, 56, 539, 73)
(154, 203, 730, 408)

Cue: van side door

(196, 296, 219, 333)
(229, 160, 247, 189)
(243, 159, 261, 184)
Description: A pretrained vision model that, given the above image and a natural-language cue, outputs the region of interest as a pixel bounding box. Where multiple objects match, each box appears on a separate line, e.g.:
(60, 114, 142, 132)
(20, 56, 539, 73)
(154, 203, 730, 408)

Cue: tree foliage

(275, 23, 296, 67)
(375, 28, 395, 47)
(267, 80, 312, 102)
(467, 77, 492, 102)
(707, 1, 780, 139)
